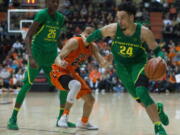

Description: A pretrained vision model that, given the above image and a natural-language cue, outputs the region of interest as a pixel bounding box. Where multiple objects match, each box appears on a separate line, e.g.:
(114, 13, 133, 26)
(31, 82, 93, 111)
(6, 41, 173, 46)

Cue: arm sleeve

(153, 46, 165, 59)
(86, 29, 103, 43)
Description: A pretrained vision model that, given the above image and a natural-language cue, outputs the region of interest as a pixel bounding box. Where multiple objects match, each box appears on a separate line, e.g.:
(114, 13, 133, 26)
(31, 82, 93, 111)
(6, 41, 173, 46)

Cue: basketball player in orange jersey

(50, 26, 108, 130)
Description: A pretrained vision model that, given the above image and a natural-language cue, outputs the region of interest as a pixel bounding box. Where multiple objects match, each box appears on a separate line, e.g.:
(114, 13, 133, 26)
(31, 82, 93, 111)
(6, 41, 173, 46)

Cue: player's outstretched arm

(141, 27, 165, 59)
(55, 38, 78, 67)
(86, 23, 117, 43)
(92, 43, 109, 68)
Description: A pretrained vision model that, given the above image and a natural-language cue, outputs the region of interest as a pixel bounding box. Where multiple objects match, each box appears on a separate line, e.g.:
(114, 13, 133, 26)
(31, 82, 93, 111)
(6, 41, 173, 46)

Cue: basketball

(144, 57, 167, 80)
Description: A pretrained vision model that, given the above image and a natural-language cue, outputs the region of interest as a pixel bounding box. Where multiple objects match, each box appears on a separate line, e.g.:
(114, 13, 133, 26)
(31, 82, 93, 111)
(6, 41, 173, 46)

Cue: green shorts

(32, 46, 58, 66)
(115, 61, 146, 99)
(23, 63, 53, 86)
(23, 45, 58, 85)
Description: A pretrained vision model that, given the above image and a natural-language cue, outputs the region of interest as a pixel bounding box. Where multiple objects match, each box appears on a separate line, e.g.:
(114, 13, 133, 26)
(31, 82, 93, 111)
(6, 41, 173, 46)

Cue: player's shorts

(32, 44, 58, 66)
(115, 61, 146, 99)
(50, 64, 91, 99)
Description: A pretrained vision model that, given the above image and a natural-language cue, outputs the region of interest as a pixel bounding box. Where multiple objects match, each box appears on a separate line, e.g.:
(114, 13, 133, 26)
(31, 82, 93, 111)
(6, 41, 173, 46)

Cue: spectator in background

(0, 65, 11, 90)
(136, 9, 143, 21)
(9, 74, 18, 91)
(169, 4, 176, 18)
(80, 5, 88, 16)
(174, 23, 180, 43)
(98, 69, 112, 93)
(89, 67, 101, 91)
(176, 12, 180, 23)
(12, 40, 23, 53)
(112, 77, 124, 93)
(163, 14, 172, 26)
(163, 22, 173, 42)
(0, 24, 3, 34)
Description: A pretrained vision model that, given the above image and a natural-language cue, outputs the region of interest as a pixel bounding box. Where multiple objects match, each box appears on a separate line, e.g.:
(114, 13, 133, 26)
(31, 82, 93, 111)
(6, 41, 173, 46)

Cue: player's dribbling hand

(156, 57, 167, 81)
(29, 56, 38, 68)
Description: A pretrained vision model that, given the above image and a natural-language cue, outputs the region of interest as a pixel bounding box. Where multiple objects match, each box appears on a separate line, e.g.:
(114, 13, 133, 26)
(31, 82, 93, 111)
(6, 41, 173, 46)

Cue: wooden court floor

(0, 92, 180, 135)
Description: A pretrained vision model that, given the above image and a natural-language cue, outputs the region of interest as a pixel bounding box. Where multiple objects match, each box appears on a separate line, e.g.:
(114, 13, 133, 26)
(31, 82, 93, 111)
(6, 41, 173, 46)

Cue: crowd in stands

(0, 40, 26, 93)
(0, 0, 179, 93)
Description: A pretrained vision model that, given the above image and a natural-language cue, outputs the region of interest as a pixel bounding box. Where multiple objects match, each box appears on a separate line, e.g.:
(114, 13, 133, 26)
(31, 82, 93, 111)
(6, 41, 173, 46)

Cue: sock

(15, 83, 31, 104)
(63, 109, 70, 115)
(154, 121, 161, 126)
(11, 108, 20, 119)
(58, 91, 68, 119)
(58, 107, 64, 119)
(11, 83, 31, 119)
(81, 117, 89, 124)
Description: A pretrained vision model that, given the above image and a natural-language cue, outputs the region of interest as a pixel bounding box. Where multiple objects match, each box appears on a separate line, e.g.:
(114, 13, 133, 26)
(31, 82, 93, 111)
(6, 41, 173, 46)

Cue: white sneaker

(76, 121, 98, 130)
(57, 115, 68, 128)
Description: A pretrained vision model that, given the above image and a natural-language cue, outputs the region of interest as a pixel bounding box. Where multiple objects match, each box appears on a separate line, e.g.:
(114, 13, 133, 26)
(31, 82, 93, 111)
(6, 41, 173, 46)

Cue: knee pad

(67, 80, 81, 103)
(135, 74, 149, 88)
(136, 86, 154, 107)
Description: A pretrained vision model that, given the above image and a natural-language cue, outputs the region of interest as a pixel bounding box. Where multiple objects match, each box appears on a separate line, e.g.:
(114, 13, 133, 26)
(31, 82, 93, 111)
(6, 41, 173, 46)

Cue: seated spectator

(0, 65, 11, 90)
(112, 77, 124, 93)
(89, 67, 101, 91)
(12, 40, 23, 53)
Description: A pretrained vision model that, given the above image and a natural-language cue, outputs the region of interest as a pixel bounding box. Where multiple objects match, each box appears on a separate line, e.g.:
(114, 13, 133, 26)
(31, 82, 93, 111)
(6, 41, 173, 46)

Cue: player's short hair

(81, 24, 94, 31)
(117, 2, 137, 16)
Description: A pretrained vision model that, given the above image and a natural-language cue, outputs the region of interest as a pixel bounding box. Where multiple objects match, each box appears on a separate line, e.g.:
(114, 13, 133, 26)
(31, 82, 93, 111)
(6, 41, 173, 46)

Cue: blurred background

(0, 0, 179, 94)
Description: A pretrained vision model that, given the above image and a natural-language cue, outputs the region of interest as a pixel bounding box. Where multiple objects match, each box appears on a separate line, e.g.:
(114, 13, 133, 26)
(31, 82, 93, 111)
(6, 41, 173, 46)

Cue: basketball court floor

(0, 92, 180, 135)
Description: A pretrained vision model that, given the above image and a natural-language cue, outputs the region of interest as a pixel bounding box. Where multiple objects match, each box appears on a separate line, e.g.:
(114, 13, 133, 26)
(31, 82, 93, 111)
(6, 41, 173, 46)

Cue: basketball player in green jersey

(86, 2, 169, 135)
(7, 0, 75, 130)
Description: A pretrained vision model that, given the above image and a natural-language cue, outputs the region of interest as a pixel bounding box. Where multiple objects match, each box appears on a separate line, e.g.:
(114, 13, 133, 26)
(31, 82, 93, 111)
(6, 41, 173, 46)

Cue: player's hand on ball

(145, 57, 167, 81)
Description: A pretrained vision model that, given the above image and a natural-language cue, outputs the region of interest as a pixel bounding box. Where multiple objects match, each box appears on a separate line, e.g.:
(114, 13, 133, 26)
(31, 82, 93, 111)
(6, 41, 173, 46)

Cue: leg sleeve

(132, 62, 154, 107)
(16, 64, 41, 104)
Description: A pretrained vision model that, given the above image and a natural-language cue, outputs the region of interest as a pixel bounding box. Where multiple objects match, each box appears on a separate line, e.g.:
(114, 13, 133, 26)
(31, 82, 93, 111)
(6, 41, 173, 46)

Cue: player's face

(84, 27, 94, 37)
(47, 0, 59, 11)
(116, 11, 134, 31)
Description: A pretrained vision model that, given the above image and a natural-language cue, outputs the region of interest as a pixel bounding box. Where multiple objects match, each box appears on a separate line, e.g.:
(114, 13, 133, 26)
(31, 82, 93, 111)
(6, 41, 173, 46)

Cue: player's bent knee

(136, 87, 154, 107)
